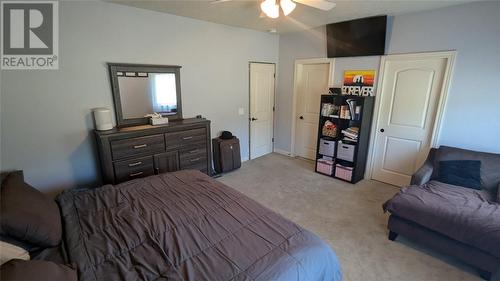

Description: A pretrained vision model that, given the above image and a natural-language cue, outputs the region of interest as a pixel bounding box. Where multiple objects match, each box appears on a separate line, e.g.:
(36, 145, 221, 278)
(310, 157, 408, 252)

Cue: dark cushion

(438, 160, 481, 190)
(0, 172, 62, 248)
(432, 146, 500, 192)
(0, 259, 77, 281)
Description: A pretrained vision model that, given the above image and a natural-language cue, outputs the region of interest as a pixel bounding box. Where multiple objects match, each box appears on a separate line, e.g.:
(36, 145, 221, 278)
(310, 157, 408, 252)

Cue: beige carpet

(217, 153, 481, 281)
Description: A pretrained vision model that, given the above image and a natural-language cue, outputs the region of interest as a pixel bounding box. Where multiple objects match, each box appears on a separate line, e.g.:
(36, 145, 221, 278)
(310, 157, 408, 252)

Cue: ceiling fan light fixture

(280, 0, 296, 16)
(260, 0, 279, 19)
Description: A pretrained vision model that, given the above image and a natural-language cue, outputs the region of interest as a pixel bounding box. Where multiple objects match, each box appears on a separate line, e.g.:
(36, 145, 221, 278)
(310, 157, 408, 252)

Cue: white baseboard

(241, 156, 249, 162)
(273, 148, 292, 157)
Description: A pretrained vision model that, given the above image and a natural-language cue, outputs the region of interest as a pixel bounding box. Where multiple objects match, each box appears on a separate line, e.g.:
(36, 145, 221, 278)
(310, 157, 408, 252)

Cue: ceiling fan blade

(210, 0, 232, 4)
(293, 0, 336, 11)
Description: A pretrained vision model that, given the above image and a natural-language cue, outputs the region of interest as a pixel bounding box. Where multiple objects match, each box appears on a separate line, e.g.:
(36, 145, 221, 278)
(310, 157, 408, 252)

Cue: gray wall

(275, 1, 500, 154)
(275, 26, 326, 152)
(387, 1, 500, 153)
(0, 1, 278, 193)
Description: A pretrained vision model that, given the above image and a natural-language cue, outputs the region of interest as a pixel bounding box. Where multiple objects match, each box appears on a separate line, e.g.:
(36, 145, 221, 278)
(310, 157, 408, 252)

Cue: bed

(56, 170, 342, 281)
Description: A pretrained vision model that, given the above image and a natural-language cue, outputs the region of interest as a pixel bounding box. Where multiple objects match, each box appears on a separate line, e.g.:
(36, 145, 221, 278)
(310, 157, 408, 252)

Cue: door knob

(380, 128, 385, 132)
(251, 117, 258, 121)
(299, 116, 304, 120)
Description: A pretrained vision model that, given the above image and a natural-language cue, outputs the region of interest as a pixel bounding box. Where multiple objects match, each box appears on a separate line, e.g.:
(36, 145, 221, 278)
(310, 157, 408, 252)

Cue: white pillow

(0, 241, 30, 265)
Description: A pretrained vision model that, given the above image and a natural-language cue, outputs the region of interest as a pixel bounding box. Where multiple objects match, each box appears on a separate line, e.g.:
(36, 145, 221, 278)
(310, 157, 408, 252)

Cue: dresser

(95, 118, 211, 184)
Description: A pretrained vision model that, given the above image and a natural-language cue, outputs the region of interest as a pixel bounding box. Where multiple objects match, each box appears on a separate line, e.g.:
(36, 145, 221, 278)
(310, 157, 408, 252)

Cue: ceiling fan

(211, 0, 336, 19)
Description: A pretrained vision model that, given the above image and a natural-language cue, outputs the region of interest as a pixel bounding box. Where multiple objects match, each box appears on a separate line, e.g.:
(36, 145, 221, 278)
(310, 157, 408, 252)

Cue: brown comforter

(57, 170, 341, 281)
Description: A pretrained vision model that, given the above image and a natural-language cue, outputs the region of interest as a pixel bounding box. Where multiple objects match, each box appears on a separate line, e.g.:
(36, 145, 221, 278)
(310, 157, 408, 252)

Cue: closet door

(250, 63, 275, 159)
(294, 63, 330, 160)
(371, 52, 454, 186)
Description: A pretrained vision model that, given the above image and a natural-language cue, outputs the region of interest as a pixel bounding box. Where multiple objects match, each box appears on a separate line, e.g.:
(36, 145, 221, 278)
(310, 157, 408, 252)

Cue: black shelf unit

(314, 92, 374, 183)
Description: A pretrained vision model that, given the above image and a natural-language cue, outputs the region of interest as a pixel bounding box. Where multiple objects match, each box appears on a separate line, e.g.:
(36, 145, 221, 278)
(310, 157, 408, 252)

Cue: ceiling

(108, 0, 474, 33)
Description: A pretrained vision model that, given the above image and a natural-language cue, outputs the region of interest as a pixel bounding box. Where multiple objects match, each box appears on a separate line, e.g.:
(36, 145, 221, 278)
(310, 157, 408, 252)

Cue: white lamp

(93, 108, 113, 131)
(261, 0, 279, 19)
(280, 0, 296, 16)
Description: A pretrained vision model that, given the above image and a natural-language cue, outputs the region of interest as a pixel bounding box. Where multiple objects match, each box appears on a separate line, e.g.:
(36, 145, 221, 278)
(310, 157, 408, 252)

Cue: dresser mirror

(108, 63, 182, 127)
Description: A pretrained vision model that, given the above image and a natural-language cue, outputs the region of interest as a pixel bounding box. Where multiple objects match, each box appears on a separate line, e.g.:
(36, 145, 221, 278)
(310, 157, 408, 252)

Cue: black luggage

(212, 137, 241, 174)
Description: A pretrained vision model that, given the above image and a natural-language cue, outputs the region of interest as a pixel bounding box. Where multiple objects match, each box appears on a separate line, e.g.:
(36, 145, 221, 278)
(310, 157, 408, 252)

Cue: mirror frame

(108, 63, 183, 127)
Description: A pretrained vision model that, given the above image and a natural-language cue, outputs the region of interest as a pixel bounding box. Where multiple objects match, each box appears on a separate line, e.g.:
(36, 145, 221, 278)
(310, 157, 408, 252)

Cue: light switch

(238, 108, 245, 115)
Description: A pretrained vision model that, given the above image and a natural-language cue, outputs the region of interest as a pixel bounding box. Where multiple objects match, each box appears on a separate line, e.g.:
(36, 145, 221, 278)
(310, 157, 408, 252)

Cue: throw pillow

(0, 172, 62, 248)
(438, 160, 481, 190)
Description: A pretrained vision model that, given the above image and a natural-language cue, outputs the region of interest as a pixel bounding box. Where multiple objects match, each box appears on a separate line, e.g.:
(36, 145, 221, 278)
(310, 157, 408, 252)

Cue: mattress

(57, 170, 341, 281)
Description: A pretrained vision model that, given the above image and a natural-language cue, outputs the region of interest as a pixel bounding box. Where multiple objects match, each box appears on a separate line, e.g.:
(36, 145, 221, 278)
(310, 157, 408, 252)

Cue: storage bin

(316, 159, 334, 175)
(318, 139, 336, 157)
(337, 141, 356, 162)
(335, 164, 354, 181)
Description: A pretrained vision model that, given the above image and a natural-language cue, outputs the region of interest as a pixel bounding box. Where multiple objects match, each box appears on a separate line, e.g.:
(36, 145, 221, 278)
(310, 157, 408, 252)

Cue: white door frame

(249, 61, 277, 160)
(290, 58, 335, 157)
(365, 51, 457, 179)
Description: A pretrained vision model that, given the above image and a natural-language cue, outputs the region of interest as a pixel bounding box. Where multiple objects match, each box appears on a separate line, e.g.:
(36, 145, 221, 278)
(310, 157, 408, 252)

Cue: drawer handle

(129, 171, 143, 177)
(189, 149, 199, 154)
(128, 161, 142, 167)
(182, 136, 193, 140)
(189, 158, 201, 162)
(133, 144, 147, 149)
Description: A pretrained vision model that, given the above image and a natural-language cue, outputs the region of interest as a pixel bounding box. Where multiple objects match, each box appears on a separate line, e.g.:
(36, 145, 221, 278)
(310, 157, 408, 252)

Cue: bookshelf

(314, 91, 374, 183)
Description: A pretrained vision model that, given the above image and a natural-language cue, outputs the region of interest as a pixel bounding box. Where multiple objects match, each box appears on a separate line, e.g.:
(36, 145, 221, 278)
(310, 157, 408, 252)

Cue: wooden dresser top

(95, 118, 210, 138)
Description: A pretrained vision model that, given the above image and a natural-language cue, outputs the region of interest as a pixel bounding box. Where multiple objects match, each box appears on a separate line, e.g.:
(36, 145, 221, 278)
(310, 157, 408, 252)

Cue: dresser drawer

(114, 156, 155, 182)
(179, 146, 207, 161)
(166, 128, 206, 150)
(180, 154, 207, 170)
(111, 134, 165, 160)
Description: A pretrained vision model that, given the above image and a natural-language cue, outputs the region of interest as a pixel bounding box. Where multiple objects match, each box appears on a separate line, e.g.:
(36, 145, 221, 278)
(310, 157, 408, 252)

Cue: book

(346, 127, 359, 133)
(342, 131, 357, 139)
(342, 137, 358, 144)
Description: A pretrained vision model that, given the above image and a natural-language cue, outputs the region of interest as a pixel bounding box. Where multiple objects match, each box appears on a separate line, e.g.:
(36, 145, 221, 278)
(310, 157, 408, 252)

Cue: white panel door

(372, 54, 450, 186)
(295, 63, 330, 160)
(250, 63, 275, 159)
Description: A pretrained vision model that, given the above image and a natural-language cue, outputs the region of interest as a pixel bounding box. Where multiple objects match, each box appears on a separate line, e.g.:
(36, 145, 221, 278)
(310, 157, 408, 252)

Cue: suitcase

(212, 137, 241, 173)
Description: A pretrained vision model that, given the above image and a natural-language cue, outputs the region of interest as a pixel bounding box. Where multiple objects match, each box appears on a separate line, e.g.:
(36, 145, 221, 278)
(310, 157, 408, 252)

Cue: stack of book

(339, 105, 351, 119)
(341, 127, 359, 143)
